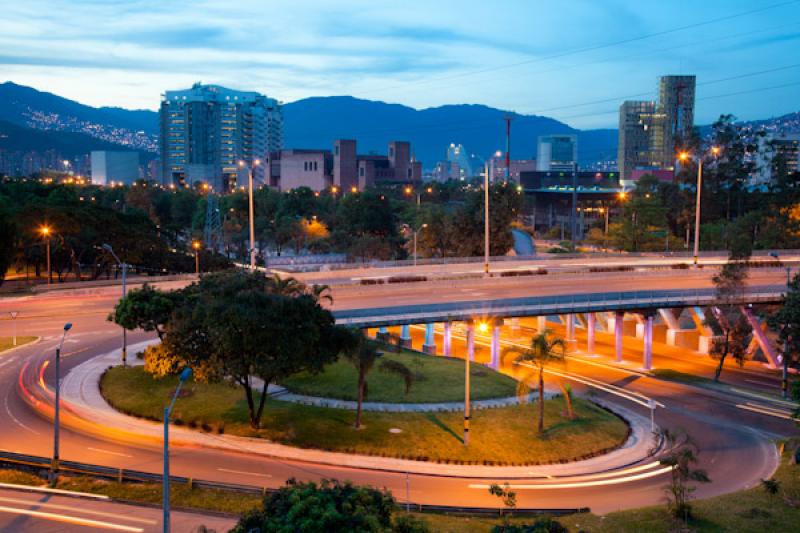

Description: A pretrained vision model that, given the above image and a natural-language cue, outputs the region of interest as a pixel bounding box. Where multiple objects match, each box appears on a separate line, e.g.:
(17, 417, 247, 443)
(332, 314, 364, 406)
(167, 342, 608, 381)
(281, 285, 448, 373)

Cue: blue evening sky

(1, 0, 798, 128)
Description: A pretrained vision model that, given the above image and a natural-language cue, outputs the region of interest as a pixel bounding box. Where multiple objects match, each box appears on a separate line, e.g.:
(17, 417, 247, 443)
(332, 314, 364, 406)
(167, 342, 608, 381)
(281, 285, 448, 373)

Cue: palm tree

(345, 332, 414, 429)
(309, 283, 333, 305)
(502, 329, 566, 434)
(266, 273, 304, 297)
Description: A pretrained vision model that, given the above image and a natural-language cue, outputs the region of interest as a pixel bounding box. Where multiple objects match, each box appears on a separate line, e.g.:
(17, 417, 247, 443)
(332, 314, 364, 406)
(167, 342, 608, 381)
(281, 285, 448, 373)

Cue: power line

(358, 0, 800, 96)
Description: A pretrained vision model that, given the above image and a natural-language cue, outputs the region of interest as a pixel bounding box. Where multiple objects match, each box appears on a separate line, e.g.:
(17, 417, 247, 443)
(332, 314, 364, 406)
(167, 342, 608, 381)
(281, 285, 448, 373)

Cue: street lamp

(483, 161, 491, 276)
(102, 244, 128, 367)
(50, 322, 73, 485)
(9, 312, 18, 346)
(412, 223, 428, 268)
(192, 241, 201, 275)
(238, 159, 261, 270)
(679, 146, 720, 266)
(40, 225, 52, 284)
(163, 367, 192, 533)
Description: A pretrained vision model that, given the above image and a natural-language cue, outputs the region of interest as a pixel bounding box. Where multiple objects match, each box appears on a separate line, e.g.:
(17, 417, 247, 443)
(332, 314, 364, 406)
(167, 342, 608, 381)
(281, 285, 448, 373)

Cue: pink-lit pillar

(443, 322, 452, 356)
(466, 320, 475, 361)
(643, 314, 653, 370)
(422, 323, 436, 355)
(587, 312, 596, 354)
(615, 311, 624, 362)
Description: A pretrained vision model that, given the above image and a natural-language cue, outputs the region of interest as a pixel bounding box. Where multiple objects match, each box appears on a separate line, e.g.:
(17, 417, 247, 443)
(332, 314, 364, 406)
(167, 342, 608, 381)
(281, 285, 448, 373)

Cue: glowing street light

(40, 226, 52, 285)
(192, 241, 201, 275)
(238, 159, 261, 269)
(678, 147, 721, 265)
(50, 322, 73, 485)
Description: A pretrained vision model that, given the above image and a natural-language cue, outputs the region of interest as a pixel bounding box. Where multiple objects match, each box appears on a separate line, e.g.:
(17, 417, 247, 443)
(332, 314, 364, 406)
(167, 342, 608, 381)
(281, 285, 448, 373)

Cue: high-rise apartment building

(618, 75, 695, 182)
(536, 135, 577, 172)
(159, 83, 282, 191)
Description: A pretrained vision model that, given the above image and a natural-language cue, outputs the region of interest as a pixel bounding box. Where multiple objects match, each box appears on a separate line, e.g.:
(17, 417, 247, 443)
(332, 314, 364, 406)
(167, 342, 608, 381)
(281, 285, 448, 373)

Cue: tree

(502, 330, 565, 434)
(708, 258, 751, 382)
(0, 205, 15, 286)
(344, 332, 414, 429)
(151, 270, 349, 428)
(231, 478, 429, 533)
(768, 272, 800, 398)
(654, 428, 710, 523)
(109, 283, 179, 340)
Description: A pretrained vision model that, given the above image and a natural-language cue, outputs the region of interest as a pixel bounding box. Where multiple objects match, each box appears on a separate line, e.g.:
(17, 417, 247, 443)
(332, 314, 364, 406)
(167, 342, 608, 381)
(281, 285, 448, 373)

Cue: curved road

(0, 278, 795, 517)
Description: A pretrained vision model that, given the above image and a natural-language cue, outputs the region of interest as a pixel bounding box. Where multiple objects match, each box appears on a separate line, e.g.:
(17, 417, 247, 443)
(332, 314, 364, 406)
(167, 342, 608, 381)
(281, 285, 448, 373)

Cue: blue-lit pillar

(490, 319, 504, 370)
(587, 312, 596, 354)
(423, 323, 436, 355)
(443, 322, 452, 356)
(466, 321, 475, 362)
(400, 324, 412, 349)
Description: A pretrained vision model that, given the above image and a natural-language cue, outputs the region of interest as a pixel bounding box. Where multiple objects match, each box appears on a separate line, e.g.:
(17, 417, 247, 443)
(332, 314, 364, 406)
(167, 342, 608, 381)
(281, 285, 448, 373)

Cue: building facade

(159, 83, 282, 191)
(90, 151, 139, 185)
(536, 135, 577, 172)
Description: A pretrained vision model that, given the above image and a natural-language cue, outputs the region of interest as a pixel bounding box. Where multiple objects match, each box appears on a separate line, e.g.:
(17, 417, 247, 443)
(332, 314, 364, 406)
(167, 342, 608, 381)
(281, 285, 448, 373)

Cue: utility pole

(504, 116, 512, 181)
(50, 323, 72, 486)
(484, 161, 491, 276)
(570, 162, 578, 246)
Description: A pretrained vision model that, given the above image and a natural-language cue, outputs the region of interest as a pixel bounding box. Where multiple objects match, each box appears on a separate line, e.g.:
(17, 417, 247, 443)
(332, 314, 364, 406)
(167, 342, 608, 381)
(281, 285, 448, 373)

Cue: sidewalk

(57, 342, 661, 479)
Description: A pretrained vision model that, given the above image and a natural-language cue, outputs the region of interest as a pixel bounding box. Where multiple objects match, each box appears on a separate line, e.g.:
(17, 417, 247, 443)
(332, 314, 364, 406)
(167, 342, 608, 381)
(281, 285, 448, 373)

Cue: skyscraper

(536, 135, 577, 172)
(617, 75, 695, 182)
(159, 83, 282, 191)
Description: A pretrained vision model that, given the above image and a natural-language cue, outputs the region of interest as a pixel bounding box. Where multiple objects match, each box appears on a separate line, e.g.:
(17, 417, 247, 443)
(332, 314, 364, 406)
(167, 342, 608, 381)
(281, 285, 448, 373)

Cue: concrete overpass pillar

(400, 324, 412, 349)
(565, 314, 577, 352)
(466, 321, 475, 362)
(690, 307, 717, 354)
(643, 314, 654, 371)
(587, 312, 596, 354)
(490, 319, 504, 370)
(741, 306, 780, 369)
(377, 326, 389, 342)
(537, 315, 547, 332)
(423, 323, 436, 355)
(614, 311, 624, 362)
(443, 322, 452, 357)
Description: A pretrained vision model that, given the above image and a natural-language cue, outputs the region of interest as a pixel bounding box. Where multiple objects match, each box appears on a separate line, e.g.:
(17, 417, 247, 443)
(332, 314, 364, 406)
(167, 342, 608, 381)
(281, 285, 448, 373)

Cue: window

(314, 161, 318, 171)
(335, 145, 339, 156)
(389, 147, 394, 157)
(359, 166, 364, 177)
(304, 162, 308, 171)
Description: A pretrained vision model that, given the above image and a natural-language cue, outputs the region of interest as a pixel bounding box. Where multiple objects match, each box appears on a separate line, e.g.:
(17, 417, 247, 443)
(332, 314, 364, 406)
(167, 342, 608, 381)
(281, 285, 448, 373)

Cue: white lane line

(4, 388, 40, 435)
(217, 468, 272, 478)
(87, 447, 133, 458)
(0, 497, 156, 525)
(0, 504, 144, 532)
(468, 466, 673, 490)
(736, 403, 798, 421)
(0, 482, 109, 499)
(744, 378, 778, 387)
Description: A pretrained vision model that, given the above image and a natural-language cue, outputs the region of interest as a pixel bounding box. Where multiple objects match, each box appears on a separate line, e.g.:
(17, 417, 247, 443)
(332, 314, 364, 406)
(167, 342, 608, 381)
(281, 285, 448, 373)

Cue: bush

(499, 269, 548, 277)
(490, 517, 568, 533)
(387, 275, 428, 283)
(671, 263, 690, 269)
(588, 265, 634, 273)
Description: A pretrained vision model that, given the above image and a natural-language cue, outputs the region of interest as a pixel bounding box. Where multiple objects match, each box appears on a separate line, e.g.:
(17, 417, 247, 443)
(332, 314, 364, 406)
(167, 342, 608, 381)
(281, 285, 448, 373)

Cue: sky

(1, 0, 799, 129)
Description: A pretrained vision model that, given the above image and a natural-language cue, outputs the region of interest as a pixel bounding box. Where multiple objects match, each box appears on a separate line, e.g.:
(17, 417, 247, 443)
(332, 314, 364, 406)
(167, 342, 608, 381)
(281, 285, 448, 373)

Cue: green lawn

(651, 368, 714, 385)
(281, 350, 517, 403)
(0, 336, 36, 353)
(102, 366, 628, 465)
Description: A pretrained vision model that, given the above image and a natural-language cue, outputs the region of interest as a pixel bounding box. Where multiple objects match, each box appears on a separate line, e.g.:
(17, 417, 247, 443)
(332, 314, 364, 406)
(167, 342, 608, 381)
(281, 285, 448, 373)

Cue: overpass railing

(332, 285, 786, 327)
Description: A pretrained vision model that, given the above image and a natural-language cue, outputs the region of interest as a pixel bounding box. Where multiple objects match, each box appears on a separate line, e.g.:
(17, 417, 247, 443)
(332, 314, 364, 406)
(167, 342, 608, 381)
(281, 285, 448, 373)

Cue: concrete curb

(53, 343, 661, 479)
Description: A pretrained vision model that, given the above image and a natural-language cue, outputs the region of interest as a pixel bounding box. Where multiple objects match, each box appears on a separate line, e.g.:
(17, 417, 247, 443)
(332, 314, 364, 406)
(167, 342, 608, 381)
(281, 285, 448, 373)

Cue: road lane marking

(217, 468, 272, 478)
(0, 497, 156, 525)
(744, 378, 778, 387)
(0, 504, 144, 532)
(736, 403, 798, 421)
(88, 447, 133, 458)
(4, 388, 40, 435)
(468, 466, 673, 490)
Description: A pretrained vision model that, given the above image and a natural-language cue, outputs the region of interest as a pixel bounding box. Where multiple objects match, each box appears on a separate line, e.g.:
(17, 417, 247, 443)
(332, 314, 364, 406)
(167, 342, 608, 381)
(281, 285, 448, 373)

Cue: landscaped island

(101, 362, 629, 465)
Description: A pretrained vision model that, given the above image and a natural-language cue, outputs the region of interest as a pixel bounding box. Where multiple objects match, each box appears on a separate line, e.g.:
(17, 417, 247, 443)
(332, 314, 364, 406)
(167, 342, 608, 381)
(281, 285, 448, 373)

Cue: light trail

(0, 496, 156, 525)
(0, 504, 144, 531)
(468, 466, 673, 490)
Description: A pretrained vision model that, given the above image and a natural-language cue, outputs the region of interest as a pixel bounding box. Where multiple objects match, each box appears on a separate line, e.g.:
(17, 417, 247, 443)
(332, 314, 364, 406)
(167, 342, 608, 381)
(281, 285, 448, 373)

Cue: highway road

(0, 272, 796, 525)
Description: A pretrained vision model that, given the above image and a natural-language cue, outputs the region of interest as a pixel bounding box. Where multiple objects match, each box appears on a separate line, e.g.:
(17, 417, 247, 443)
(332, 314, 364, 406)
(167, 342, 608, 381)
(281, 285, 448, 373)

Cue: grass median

(101, 366, 629, 465)
(0, 336, 36, 353)
(281, 350, 517, 403)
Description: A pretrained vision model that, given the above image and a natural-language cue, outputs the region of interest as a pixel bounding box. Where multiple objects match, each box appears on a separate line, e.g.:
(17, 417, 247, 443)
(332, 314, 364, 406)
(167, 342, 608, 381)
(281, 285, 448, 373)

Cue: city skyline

(1, 0, 799, 129)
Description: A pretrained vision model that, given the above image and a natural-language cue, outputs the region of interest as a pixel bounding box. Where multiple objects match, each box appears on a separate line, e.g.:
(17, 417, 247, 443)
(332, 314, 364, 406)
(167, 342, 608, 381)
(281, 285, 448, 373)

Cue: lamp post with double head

(50, 322, 73, 485)
(770, 251, 792, 399)
(679, 146, 720, 266)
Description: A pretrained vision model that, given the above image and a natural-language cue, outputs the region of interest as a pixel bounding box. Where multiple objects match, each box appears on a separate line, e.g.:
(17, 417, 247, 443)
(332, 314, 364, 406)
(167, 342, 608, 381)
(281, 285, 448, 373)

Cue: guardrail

(0, 450, 588, 517)
(333, 285, 786, 327)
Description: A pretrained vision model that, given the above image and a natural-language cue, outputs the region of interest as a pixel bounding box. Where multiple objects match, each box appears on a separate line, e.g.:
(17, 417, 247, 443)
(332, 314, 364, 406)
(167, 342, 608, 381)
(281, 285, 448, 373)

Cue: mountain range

(1, 81, 798, 172)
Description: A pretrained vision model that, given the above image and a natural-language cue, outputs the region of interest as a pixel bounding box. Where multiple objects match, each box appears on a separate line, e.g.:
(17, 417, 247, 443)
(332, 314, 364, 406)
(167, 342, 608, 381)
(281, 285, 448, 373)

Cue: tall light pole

(50, 322, 73, 485)
(40, 226, 52, 284)
(770, 251, 792, 399)
(412, 224, 428, 268)
(102, 244, 128, 367)
(239, 159, 261, 270)
(192, 241, 201, 275)
(484, 161, 491, 276)
(679, 147, 720, 266)
(570, 162, 578, 246)
(163, 367, 192, 533)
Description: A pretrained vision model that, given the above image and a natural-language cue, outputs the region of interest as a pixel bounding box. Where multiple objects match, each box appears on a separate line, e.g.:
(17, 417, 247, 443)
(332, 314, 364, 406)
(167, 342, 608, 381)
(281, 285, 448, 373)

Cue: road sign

(9, 312, 18, 346)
